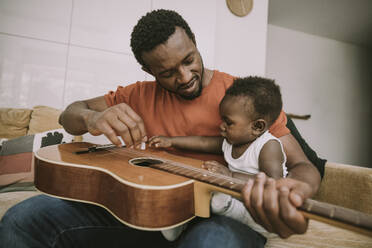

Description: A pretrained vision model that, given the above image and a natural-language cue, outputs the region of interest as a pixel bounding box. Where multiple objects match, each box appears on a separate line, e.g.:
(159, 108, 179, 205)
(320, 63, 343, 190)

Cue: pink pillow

(0, 129, 76, 192)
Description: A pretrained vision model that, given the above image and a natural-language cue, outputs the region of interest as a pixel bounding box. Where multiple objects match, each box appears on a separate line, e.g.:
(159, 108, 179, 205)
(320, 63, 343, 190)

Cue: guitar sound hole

(129, 158, 164, 167)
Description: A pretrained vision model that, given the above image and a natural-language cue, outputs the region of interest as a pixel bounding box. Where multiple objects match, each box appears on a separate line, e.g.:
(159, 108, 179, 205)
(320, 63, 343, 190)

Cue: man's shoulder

(213, 70, 235, 80)
(211, 70, 235, 87)
(128, 80, 157, 89)
(116, 80, 157, 94)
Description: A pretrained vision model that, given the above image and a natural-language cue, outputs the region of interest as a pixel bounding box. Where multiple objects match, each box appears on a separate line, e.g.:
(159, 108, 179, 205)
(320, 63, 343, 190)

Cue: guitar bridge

(75, 144, 119, 154)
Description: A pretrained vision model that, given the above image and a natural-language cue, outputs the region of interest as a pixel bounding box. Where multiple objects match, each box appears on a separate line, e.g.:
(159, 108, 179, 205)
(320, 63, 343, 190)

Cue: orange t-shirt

(105, 70, 289, 163)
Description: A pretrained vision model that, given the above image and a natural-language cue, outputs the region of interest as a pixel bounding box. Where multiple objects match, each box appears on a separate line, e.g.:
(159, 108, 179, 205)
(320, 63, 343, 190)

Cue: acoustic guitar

(34, 142, 372, 237)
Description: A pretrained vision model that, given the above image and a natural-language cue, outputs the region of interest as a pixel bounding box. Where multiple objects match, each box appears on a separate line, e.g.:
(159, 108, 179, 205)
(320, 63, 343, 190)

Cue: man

(0, 9, 323, 247)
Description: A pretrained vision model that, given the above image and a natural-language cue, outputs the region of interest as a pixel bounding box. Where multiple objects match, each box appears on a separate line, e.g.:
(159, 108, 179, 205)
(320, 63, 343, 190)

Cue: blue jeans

(0, 195, 266, 248)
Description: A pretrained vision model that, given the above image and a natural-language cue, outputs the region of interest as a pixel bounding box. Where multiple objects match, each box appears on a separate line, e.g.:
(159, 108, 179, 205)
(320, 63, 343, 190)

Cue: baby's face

(219, 96, 257, 146)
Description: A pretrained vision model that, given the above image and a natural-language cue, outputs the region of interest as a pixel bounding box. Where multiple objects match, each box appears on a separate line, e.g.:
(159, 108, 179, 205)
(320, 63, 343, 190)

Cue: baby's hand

(202, 161, 232, 177)
(148, 136, 173, 148)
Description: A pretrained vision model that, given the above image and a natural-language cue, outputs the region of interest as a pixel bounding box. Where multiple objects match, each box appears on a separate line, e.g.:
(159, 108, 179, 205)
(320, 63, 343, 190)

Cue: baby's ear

(252, 119, 267, 135)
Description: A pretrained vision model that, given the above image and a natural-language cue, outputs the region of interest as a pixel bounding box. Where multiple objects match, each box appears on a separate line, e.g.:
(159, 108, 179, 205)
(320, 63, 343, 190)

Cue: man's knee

(178, 216, 266, 248)
(1, 195, 59, 237)
(0, 198, 37, 246)
(1, 199, 32, 228)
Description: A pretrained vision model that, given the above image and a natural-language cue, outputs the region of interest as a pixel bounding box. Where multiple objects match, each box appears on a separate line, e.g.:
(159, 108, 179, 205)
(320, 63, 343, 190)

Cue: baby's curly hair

(224, 76, 283, 125)
(130, 9, 196, 68)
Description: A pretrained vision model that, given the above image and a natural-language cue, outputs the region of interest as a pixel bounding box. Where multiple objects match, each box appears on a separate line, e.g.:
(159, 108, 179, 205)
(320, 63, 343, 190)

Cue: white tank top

(222, 130, 288, 177)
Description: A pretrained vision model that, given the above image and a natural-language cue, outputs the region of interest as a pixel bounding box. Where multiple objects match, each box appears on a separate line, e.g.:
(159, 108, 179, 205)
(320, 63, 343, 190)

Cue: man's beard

(180, 60, 205, 101)
(180, 78, 203, 100)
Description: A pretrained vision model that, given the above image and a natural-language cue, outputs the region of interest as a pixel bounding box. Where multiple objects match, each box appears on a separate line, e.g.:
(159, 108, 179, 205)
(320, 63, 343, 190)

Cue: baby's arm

(149, 136, 224, 154)
(202, 161, 256, 181)
(258, 139, 285, 179)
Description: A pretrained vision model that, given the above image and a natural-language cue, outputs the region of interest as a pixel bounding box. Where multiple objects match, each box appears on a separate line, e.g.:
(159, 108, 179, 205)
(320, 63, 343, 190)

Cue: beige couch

(0, 106, 82, 217)
(0, 106, 371, 247)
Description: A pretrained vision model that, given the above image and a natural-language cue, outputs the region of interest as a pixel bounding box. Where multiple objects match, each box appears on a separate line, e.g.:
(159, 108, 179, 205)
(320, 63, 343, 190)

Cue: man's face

(141, 27, 204, 100)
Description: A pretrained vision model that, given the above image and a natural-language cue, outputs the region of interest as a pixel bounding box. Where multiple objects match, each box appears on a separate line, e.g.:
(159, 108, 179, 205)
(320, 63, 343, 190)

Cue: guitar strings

(102, 146, 244, 183)
(77, 146, 372, 231)
(116, 147, 247, 185)
(96, 146, 247, 189)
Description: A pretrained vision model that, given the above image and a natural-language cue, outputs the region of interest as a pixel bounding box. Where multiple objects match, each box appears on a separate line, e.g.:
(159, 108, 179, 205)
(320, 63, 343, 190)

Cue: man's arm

(281, 133, 321, 195)
(59, 96, 108, 135)
(286, 115, 326, 178)
(242, 133, 321, 238)
(59, 96, 147, 148)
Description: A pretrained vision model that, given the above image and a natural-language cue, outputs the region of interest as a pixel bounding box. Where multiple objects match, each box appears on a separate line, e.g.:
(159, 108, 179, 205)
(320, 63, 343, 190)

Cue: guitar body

(34, 142, 372, 236)
(34, 142, 202, 230)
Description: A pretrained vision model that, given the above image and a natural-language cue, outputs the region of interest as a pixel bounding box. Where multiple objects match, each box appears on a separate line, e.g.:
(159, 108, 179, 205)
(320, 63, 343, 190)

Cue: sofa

(0, 106, 82, 215)
(0, 106, 371, 247)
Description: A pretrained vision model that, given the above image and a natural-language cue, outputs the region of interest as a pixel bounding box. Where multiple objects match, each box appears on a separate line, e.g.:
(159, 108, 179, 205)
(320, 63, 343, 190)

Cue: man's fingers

(289, 183, 311, 207)
(115, 107, 142, 148)
(107, 117, 133, 147)
(99, 121, 122, 147)
(120, 104, 147, 143)
(276, 177, 312, 207)
(243, 176, 311, 238)
(262, 178, 279, 230)
(262, 180, 295, 238)
(242, 179, 259, 223)
(250, 173, 274, 232)
(116, 112, 141, 148)
(86, 104, 146, 148)
(279, 186, 308, 235)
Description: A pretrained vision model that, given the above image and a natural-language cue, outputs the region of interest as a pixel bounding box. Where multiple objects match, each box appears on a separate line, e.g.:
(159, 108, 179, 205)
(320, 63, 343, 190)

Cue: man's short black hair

(224, 76, 283, 125)
(130, 9, 196, 68)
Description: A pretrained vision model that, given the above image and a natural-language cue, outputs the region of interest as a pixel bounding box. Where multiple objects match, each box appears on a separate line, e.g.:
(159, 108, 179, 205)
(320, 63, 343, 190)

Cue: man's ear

(141, 66, 153, 75)
(252, 119, 267, 135)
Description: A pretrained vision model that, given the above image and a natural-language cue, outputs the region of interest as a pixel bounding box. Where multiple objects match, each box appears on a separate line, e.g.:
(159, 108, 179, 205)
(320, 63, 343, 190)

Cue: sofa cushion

(0, 129, 77, 193)
(314, 162, 372, 215)
(266, 219, 372, 247)
(0, 108, 32, 139)
(27, 105, 63, 135)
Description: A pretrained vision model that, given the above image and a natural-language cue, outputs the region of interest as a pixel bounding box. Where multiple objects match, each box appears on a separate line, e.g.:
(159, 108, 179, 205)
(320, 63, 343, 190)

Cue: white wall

(0, 0, 268, 110)
(266, 25, 372, 167)
(214, 0, 268, 76)
(2, 1, 370, 167)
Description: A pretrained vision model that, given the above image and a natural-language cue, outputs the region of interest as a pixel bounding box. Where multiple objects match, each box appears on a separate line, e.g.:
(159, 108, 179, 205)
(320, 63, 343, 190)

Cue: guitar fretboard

(149, 159, 372, 232)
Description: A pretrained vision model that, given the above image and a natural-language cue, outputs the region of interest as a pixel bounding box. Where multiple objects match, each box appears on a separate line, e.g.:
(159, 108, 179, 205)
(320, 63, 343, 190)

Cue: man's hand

(85, 103, 147, 148)
(148, 136, 173, 148)
(242, 172, 312, 238)
(202, 160, 232, 176)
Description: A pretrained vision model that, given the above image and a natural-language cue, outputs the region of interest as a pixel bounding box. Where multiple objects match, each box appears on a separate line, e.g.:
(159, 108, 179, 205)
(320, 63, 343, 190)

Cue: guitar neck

(149, 160, 372, 237)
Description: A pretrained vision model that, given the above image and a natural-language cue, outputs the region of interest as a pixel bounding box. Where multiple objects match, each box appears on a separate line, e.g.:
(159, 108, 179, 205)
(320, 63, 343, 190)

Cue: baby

(150, 76, 287, 239)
